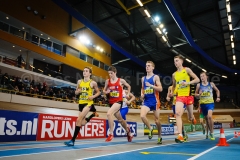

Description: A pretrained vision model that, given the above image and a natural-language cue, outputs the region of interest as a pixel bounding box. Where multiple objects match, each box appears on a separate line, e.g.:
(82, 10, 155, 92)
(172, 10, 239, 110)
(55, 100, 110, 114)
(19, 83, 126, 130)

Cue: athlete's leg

(186, 104, 196, 124)
(153, 109, 161, 138)
(175, 101, 185, 136)
(140, 105, 151, 130)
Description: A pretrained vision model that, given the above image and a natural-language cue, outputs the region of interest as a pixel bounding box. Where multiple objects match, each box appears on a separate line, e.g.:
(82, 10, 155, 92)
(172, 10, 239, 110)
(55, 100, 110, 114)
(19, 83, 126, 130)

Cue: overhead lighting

(222, 75, 227, 78)
(233, 55, 236, 60)
(235, 73, 237, 75)
(100, 48, 104, 52)
(202, 69, 207, 72)
(22, 27, 25, 30)
(41, 34, 43, 36)
(186, 58, 191, 62)
(13, 46, 15, 47)
(144, 9, 151, 17)
(19, 50, 21, 52)
(231, 42, 234, 48)
(162, 36, 167, 42)
(6, 17, 9, 19)
(160, 24, 164, 28)
(163, 28, 166, 32)
(156, 28, 162, 34)
(233, 60, 236, 65)
(165, 32, 168, 35)
(96, 46, 100, 50)
(48, 37, 50, 39)
(136, 0, 143, 7)
(154, 16, 160, 22)
(229, 24, 232, 30)
(48, 74, 51, 77)
(230, 35, 234, 41)
(228, 15, 232, 22)
(226, 3, 230, 12)
(43, 59, 45, 61)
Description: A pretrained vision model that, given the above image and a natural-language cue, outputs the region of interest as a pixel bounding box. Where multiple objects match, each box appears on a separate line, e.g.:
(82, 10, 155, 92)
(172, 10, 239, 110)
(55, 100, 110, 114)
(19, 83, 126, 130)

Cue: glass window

(87, 55, 93, 64)
(99, 61, 104, 69)
(93, 59, 99, 67)
(104, 64, 109, 71)
(80, 52, 87, 61)
(32, 35, 39, 45)
(10, 26, 24, 39)
(40, 38, 52, 51)
(0, 21, 9, 32)
(53, 43, 62, 55)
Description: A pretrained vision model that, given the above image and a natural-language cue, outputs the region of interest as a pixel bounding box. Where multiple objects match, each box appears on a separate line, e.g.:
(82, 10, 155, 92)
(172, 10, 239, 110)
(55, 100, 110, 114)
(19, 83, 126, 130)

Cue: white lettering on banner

(65, 121, 75, 137)
(0, 118, 38, 136)
(6, 120, 17, 135)
(107, 122, 136, 136)
(41, 120, 54, 138)
(85, 123, 91, 137)
(54, 121, 65, 138)
(80, 123, 105, 137)
(0, 118, 7, 135)
(161, 126, 174, 132)
(42, 116, 72, 121)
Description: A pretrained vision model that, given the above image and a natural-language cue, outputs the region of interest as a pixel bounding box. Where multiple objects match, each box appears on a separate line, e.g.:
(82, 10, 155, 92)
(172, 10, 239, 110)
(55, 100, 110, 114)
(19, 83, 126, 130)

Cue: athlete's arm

(153, 75, 163, 92)
(140, 77, 144, 100)
(126, 92, 135, 105)
(120, 79, 131, 97)
(89, 81, 101, 100)
(75, 80, 81, 95)
(171, 73, 176, 97)
(166, 86, 172, 101)
(211, 82, 220, 102)
(103, 80, 110, 95)
(195, 83, 201, 98)
(186, 67, 200, 85)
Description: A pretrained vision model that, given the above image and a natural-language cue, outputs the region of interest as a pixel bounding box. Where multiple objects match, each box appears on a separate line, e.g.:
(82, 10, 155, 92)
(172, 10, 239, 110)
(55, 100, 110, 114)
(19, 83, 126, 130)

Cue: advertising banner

(106, 120, 137, 137)
(0, 110, 38, 142)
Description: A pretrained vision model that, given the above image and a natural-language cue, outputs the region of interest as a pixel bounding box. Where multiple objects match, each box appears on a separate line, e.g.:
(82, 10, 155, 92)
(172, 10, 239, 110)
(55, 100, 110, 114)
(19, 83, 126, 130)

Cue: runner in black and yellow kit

(64, 67, 100, 146)
(171, 56, 200, 143)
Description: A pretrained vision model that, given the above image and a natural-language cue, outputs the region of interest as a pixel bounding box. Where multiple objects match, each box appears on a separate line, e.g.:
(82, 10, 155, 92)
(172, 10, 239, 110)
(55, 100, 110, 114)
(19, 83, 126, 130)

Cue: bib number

(110, 91, 119, 97)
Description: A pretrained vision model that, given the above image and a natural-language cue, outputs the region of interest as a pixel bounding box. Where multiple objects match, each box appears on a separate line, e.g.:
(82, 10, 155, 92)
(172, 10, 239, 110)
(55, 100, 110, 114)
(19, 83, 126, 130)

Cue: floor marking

(188, 137, 234, 160)
(140, 151, 197, 156)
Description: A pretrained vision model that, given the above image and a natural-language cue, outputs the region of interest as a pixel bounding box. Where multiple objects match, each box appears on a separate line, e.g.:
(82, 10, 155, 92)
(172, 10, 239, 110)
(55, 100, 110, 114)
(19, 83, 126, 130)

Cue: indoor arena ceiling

(63, 0, 240, 84)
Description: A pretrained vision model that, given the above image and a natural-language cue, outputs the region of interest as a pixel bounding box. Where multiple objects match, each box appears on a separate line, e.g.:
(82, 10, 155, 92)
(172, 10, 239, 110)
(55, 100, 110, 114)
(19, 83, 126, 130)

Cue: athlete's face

(146, 63, 154, 72)
(200, 73, 207, 82)
(108, 71, 116, 79)
(83, 68, 91, 77)
(174, 58, 183, 68)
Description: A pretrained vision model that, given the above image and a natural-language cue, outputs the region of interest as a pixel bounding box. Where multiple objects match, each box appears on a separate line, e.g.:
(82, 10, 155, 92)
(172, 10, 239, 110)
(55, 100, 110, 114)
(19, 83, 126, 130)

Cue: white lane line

(187, 137, 234, 160)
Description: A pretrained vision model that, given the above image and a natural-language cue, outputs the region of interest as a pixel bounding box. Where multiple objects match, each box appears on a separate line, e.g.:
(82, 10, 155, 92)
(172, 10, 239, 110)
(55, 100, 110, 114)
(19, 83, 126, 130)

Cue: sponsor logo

(107, 121, 137, 137)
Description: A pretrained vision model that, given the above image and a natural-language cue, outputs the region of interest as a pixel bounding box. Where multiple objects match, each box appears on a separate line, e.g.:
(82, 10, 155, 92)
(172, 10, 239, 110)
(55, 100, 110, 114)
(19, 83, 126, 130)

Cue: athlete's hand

(166, 96, 170, 101)
(126, 101, 131, 105)
(104, 89, 111, 94)
(145, 82, 152, 87)
(75, 88, 81, 95)
(181, 81, 188, 86)
(88, 96, 94, 100)
(140, 94, 144, 101)
(199, 90, 203, 96)
(216, 97, 220, 102)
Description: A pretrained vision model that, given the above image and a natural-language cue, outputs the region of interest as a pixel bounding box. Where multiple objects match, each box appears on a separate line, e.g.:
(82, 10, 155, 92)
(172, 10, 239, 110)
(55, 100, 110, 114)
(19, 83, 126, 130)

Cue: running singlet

(79, 80, 93, 104)
(143, 75, 160, 106)
(199, 82, 214, 104)
(172, 86, 178, 105)
(108, 78, 123, 104)
(174, 67, 190, 96)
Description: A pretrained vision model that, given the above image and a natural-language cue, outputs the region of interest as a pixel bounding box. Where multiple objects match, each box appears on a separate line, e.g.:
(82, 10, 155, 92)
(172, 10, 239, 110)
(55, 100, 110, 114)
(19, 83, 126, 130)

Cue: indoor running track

(0, 128, 239, 160)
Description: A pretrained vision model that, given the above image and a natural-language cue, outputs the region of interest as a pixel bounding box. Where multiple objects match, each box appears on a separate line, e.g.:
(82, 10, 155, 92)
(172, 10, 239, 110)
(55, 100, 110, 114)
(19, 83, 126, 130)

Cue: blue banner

(161, 124, 174, 135)
(214, 122, 222, 129)
(0, 110, 39, 142)
(106, 120, 137, 137)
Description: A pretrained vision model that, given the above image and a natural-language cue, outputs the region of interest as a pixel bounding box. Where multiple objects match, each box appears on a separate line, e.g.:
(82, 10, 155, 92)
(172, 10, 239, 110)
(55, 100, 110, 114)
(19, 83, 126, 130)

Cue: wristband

(151, 85, 154, 87)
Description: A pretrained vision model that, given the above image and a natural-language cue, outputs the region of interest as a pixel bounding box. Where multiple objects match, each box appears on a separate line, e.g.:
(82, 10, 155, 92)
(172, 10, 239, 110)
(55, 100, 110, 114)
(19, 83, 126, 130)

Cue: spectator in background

(16, 55, 25, 68)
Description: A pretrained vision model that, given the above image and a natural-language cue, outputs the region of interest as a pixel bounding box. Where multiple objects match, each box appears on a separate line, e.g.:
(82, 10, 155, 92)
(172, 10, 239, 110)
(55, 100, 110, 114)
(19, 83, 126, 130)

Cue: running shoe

(203, 129, 205, 135)
(206, 135, 209, 139)
(192, 118, 197, 125)
(209, 133, 215, 140)
(175, 134, 184, 143)
(184, 134, 188, 142)
(64, 140, 74, 146)
(105, 134, 114, 142)
(157, 138, 162, 144)
(148, 129, 153, 139)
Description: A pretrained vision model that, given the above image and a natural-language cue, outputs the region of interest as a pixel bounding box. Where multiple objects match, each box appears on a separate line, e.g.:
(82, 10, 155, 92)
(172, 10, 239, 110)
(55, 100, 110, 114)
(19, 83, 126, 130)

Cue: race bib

(144, 87, 153, 94)
(80, 92, 88, 100)
(110, 91, 119, 97)
(178, 80, 187, 89)
(201, 91, 210, 97)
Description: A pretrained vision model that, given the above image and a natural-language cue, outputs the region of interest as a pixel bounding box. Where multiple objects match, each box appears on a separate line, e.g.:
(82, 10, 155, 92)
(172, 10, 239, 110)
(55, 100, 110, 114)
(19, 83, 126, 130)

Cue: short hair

(108, 66, 117, 73)
(200, 72, 207, 76)
(84, 66, 92, 74)
(146, 61, 155, 68)
(174, 55, 184, 61)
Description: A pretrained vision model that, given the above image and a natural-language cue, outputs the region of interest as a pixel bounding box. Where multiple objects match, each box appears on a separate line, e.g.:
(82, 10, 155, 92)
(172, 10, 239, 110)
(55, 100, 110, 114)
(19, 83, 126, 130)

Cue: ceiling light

(22, 27, 25, 30)
(165, 32, 168, 35)
(160, 24, 164, 28)
(233, 55, 236, 60)
(231, 42, 234, 48)
(229, 24, 232, 30)
(222, 75, 227, 78)
(230, 35, 233, 41)
(33, 10, 38, 15)
(13, 46, 15, 47)
(202, 69, 207, 72)
(6, 17, 9, 19)
(41, 34, 43, 36)
(100, 48, 103, 52)
(96, 46, 100, 50)
(226, 3, 230, 12)
(144, 9, 151, 17)
(26, 6, 31, 11)
(228, 15, 232, 22)
(43, 59, 45, 60)
(156, 28, 162, 34)
(136, 0, 143, 6)
(154, 16, 160, 22)
(235, 73, 237, 75)
(48, 37, 50, 39)
(162, 36, 167, 42)
(163, 28, 166, 32)
(186, 58, 191, 62)
(19, 50, 21, 52)
(233, 60, 236, 65)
